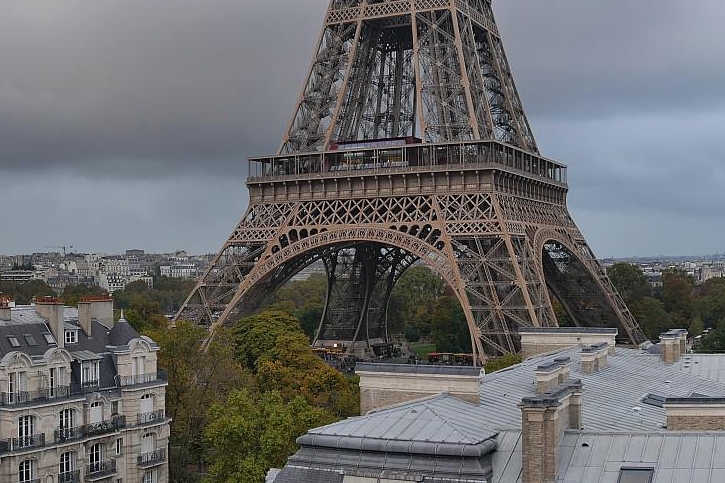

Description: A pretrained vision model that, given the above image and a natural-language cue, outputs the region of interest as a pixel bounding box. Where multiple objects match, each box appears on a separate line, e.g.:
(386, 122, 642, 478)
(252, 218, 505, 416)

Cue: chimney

(534, 362, 561, 396)
(664, 397, 725, 430)
(519, 382, 582, 483)
(78, 301, 92, 338)
(580, 347, 596, 374)
(89, 297, 114, 330)
(36, 298, 64, 347)
(670, 328, 688, 354)
(592, 342, 609, 369)
(0, 298, 11, 321)
(659, 333, 679, 365)
(554, 356, 571, 384)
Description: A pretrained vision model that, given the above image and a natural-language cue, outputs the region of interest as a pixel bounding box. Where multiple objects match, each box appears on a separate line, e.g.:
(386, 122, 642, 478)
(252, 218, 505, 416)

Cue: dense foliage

(607, 263, 725, 350)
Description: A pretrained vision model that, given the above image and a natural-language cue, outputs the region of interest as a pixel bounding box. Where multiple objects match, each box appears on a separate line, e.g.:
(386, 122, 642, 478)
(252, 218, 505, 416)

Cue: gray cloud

(1, 0, 724, 257)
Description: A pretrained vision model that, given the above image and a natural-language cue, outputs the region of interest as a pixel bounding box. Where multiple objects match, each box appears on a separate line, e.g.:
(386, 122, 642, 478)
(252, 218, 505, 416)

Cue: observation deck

(247, 139, 568, 204)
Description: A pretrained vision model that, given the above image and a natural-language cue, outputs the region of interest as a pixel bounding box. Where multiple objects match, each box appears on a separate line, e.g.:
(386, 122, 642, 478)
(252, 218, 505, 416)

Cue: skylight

(618, 467, 654, 483)
(43, 333, 56, 344)
(24, 334, 37, 346)
(641, 394, 666, 408)
(7, 336, 20, 348)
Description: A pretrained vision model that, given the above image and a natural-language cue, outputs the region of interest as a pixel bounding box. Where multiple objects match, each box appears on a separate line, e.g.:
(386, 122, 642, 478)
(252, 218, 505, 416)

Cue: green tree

(630, 296, 672, 340)
(0, 279, 55, 304)
(61, 284, 108, 306)
(388, 266, 445, 338)
(204, 389, 333, 483)
(607, 262, 650, 303)
(689, 316, 705, 337)
(661, 269, 694, 320)
(699, 320, 725, 353)
(146, 320, 252, 481)
(232, 310, 359, 417)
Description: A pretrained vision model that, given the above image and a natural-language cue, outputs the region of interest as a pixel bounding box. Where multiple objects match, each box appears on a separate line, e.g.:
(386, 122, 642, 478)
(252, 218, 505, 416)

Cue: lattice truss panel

(281, 0, 538, 154)
(177, 188, 644, 356)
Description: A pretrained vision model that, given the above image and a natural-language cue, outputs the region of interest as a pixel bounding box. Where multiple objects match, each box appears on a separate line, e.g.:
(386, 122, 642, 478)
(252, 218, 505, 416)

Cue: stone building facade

(0, 297, 169, 483)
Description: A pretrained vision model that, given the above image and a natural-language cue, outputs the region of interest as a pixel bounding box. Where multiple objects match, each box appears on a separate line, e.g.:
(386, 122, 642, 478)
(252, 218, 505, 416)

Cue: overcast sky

(1, 0, 724, 258)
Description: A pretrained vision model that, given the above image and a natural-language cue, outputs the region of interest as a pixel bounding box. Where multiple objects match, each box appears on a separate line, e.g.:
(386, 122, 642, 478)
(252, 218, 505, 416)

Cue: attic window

(43, 333, 56, 344)
(641, 393, 666, 408)
(24, 334, 37, 346)
(617, 467, 654, 483)
(7, 336, 20, 348)
(65, 330, 78, 345)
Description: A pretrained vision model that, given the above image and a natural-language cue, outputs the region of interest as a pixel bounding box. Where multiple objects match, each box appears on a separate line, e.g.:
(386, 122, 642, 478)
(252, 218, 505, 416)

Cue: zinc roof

(479, 347, 725, 432)
(308, 393, 499, 445)
(677, 353, 725, 384)
(558, 432, 725, 483)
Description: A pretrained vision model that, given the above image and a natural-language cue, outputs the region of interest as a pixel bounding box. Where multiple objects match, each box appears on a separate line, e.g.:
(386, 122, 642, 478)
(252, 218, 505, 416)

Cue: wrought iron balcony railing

(58, 469, 81, 483)
(85, 459, 116, 479)
(118, 370, 167, 387)
(0, 385, 74, 407)
(54, 416, 126, 444)
(0, 433, 46, 454)
(137, 409, 165, 426)
(137, 448, 166, 467)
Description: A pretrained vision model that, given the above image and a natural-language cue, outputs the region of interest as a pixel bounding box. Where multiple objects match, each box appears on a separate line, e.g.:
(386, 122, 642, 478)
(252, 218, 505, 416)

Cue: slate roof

(0, 306, 57, 356)
(356, 362, 483, 376)
(274, 467, 343, 483)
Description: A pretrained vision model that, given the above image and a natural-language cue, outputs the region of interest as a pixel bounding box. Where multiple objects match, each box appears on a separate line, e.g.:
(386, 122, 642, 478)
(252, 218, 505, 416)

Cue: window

(641, 394, 666, 408)
(23, 334, 37, 346)
(111, 400, 119, 415)
(8, 371, 27, 402)
(143, 469, 157, 483)
(43, 333, 56, 344)
(140, 393, 154, 414)
(82, 361, 100, 387)
(115, 438, 123, 456)
(59, 408, 75, 430)
(59, 451, 76, 474)
(18, 459, 36, 483)
(65, 330, 78, 344)
(618, 467, 654, 483)
(18, 415, 35, 444)
(141, 433, 155, 455)
(89, 443, 104, 471)
(90, 401, 103, 424)
(132, 355, 147, 377)
(50, 366, 66, 396)
(7, 335, 20, 348)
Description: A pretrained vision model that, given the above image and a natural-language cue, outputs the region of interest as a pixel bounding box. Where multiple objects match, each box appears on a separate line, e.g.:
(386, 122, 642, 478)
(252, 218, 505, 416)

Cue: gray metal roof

(677, 353, 725, 384)
(307, 393, 498, 447)
(479, 347, 725, 431)
(0, 307, 57, 356)
(274, 466, 343, 483)
(518, 327, 617, 334)
(356, 362, 483, 376)
(558, 432, 725, 483)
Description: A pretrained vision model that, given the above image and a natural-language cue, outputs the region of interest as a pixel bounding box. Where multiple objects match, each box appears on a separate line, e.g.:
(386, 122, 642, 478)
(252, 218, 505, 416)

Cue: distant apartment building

(158, 264, 196, 279)
(0, 270, 36, 284)
(0, 296, 170, 483)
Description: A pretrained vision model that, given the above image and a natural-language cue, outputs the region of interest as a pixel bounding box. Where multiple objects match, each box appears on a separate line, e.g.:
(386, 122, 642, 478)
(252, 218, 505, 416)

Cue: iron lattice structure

(176, 0, 646, 359)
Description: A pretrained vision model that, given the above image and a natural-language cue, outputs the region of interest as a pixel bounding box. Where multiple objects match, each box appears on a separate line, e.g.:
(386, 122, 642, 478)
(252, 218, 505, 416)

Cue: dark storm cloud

(0, 0, 321, 173)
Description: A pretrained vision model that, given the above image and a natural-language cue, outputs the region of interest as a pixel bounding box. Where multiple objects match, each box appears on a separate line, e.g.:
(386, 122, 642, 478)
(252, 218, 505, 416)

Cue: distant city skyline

(1, 1, 725, 258)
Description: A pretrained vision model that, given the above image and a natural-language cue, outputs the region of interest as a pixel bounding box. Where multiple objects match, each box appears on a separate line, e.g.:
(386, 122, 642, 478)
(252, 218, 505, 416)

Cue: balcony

(54, 416, 126, 444)
(21, 479, 41, 483)
(0, 385, 75, 407)
(58, 469, 81, 483)
(0, 433, 46, 454)
(137, 448, 166, 467)
(85, 459, 116, 480)
(137, 409, 165, 426)
(118, 370, 167, 387)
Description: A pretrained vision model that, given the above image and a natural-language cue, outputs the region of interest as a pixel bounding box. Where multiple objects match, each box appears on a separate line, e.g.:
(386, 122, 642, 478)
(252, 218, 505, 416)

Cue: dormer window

(65, 330, 78, 345)
(81, 361, 100, 388)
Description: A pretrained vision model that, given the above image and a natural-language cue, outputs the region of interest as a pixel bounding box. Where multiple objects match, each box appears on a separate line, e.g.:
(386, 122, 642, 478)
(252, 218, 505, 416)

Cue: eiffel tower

(176, 0, 646, 359)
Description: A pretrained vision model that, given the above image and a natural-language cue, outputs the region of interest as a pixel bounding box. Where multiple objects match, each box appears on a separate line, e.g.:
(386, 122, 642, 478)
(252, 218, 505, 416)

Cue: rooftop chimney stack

(78, 301, 92, 339)
(0, 298, 11, 321)
(36, 298, 64, 346)
(659, 333, 679, 365)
